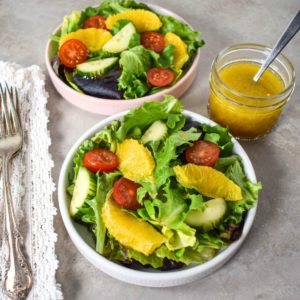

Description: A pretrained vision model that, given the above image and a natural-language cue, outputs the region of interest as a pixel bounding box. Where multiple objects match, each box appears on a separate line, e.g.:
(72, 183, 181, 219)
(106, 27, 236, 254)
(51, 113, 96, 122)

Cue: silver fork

(0, 84, 32, 300)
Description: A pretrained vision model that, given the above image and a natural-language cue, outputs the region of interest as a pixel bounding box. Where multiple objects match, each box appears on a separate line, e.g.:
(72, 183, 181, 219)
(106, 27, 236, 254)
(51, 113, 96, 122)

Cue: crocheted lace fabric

(0, 61, 62, 299)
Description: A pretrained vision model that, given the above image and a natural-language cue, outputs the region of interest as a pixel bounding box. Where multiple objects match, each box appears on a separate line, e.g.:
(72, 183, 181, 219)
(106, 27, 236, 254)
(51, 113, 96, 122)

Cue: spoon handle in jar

(253, 10, 300, 82)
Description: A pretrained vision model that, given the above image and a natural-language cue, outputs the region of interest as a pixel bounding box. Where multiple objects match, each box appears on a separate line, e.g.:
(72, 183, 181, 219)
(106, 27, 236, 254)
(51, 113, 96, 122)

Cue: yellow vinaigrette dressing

(209, 62, 287, 139)
(220, 63, 284, 97)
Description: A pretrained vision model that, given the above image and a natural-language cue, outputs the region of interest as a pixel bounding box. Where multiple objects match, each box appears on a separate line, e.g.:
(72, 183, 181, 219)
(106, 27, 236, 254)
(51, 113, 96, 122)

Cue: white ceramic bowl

(58, 110, 258, 287)
(45, 4, 201, 115)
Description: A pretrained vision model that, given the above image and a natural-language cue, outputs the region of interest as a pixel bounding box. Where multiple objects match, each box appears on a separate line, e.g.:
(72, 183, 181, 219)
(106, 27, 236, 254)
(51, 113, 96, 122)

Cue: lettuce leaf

(91, 120, 120, 152)
(103, 236, 164, 268)
(118, 71, 148, 99)
(155, 232, 226, 265)
(84, 1, 127, 18)
(160, 16, 204, 56)
(103, 235, 126, 261)
(201, 124, 233, 157)
(137, 179, 197, 250)
(127, 248, 163, 268)
(220, 160, 262, 228)
(118, 46, 159, 98)
(116, 95, 184, 141)
(156, 244, 217, 266)
(185, 190, 205, 211)
(92, 171, 121, 253)
(91, 0, 150, 18)
(153, 128, 200, 189)
(162, 226, 196, 250)
(119, 45, 159, 75)
(118, 0, 150, 10)
(156, 181, 188, 229)
(74, 200, 95, 223)
(61, 11, 82, 36)
(156, 45, 175, 68)
(214, 155, 241, 173)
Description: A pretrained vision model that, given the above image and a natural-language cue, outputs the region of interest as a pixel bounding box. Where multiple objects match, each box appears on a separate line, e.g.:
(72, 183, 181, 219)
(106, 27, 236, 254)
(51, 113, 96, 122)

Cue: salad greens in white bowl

(46, 0, 203, 115)
(58, 96, 261, 287)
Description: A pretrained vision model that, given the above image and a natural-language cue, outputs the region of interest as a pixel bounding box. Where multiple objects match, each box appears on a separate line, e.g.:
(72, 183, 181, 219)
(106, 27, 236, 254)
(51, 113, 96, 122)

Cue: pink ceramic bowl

(45, 4, 201, 115)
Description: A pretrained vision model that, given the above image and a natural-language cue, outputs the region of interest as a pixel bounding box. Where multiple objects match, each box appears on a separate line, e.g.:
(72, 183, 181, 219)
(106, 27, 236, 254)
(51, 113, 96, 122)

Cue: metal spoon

(253, 10, 300, 82)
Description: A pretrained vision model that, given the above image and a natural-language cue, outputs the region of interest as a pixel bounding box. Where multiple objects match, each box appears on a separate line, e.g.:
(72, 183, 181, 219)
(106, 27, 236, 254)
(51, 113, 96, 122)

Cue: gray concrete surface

(1, 0, 300, 299)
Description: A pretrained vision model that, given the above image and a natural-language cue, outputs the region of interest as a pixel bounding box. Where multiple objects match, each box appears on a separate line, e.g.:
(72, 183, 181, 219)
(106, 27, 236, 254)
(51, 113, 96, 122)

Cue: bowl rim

(45, 3, 201, 104)
(58, 109, 257, 284)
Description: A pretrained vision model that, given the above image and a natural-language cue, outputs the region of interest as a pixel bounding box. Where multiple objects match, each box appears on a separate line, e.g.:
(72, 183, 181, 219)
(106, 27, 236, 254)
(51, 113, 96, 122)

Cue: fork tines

(0, 83, 20, 136)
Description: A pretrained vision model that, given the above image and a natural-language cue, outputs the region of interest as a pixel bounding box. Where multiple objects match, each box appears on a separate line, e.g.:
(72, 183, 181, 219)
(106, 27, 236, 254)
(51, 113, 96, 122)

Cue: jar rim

(212, 43, 296, 103)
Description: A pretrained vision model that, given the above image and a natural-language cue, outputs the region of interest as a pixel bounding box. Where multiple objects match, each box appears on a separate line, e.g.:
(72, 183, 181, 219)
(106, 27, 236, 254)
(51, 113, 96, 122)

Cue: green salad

(67, 96, 261, 270)
(51, 0, 204, 100)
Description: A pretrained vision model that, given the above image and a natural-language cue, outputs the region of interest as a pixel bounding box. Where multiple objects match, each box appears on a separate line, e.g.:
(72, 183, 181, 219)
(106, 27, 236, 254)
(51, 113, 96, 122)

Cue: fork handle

(2, 155, 32, 300)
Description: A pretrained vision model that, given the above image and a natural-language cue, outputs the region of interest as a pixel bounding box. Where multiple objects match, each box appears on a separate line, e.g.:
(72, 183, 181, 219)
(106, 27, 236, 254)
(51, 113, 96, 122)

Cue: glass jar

(208, 44, 295, 140)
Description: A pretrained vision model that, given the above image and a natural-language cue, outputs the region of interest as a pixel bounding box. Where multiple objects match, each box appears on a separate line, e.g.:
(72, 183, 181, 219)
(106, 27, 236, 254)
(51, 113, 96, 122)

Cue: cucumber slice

(70, 166, 96, 216)
(102, 22, 136, 53)
(185, 198, 227, 232)
(141, 120, 168, 144)
(76, 57, 118, 77)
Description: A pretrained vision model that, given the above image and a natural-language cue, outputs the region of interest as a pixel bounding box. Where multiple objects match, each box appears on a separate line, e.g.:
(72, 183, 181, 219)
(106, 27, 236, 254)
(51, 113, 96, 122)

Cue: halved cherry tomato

(83, 15, 107, 29)
(83, 149, 119, 173)
(59, 39, 88, 68)
(141, 32, 165, 53)
(113, 178, 142, 210)
(185, 140, 220, 167)
(147, 67, 174, 87)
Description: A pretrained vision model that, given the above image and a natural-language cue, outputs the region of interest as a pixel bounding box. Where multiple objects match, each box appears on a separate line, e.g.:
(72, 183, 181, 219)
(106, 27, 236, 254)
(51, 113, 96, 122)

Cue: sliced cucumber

(102, 22, 136, 53)
(70, 166, 96, 217)
(141, 120, 168, 144)
(76, 57, 118, 77)
(185, 198, 227, 232)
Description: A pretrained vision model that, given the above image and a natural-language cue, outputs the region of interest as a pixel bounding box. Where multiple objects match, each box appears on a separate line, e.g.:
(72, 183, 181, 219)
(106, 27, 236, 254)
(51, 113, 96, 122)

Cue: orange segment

(102, 191, 165, 255)
(59, 28, 112, 52)
(164, 32, 189, 69)
(116, 139, 155, 181)
(106, 9, 162, 32)
(174, 164, 242, 201)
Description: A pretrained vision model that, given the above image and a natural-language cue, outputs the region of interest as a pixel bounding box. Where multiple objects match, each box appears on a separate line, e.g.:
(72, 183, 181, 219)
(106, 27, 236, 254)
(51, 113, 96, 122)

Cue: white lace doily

(0, 61, 62, 299)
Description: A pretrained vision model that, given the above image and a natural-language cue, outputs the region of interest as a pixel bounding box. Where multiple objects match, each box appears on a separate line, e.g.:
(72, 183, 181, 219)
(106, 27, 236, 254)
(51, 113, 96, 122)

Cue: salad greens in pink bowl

(46, 0, 203, 115)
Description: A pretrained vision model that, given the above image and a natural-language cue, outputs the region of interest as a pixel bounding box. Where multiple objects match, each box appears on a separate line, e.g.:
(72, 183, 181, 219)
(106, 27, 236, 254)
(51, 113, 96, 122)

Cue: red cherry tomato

(83, 15, 107, 29)
(113, 178, 142, 210)
(141, 32, 165, 53)
(83, 149, 119, 173)
(185, 140, 220, 167)
(59, 39, 88, 68)
(147, 67, 175, 87)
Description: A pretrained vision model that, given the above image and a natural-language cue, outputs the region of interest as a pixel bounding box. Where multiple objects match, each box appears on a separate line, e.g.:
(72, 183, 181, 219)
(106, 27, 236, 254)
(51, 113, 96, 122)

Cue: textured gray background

(1, 0, 300, 299)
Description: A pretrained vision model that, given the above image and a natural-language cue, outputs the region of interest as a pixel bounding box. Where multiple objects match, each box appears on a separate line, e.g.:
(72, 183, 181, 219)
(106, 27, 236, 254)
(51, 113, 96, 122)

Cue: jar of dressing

(208, 44, 295, 140)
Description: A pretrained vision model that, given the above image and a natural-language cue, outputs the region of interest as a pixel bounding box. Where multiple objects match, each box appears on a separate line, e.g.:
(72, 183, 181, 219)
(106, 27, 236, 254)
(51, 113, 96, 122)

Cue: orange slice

(116, 139, 155, 181)
(174, 164, 242, 201)
(59, 28, 112, 52)
(106, 9, 162, 32)
(164, 32, 189, 69)
(102, 191, 165, 255)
